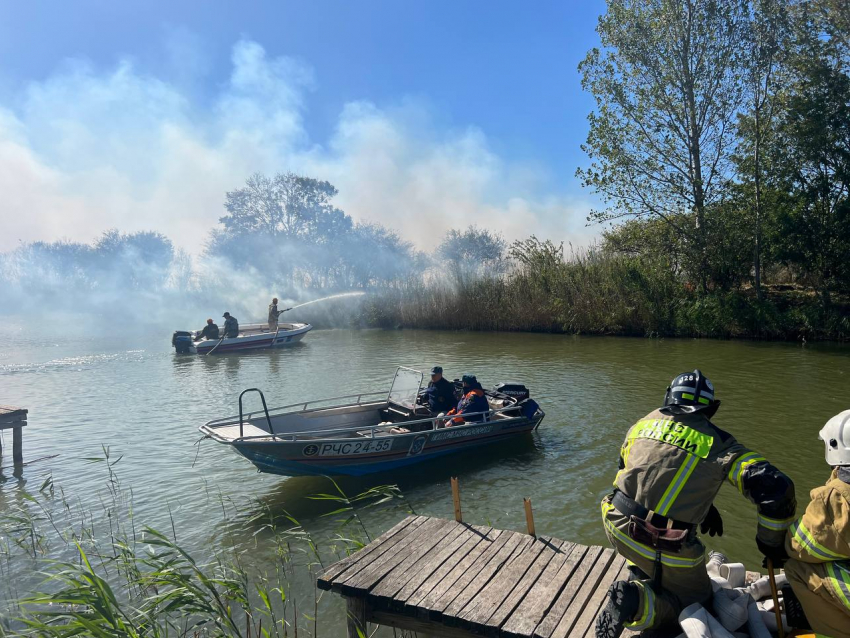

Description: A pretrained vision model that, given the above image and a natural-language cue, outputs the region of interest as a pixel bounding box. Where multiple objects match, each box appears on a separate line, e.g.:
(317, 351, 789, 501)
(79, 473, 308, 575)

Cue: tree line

(579, 0, 849, 306)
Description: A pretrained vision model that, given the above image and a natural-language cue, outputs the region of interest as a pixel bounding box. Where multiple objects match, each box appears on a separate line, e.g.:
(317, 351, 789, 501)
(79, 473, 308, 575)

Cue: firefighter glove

(757, 537, 788, 569)
(700, 504, 724, 537)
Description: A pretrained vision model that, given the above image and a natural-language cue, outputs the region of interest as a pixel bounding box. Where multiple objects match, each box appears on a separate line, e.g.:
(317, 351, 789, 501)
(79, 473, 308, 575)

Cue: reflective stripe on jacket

(614, 407, 796, 547)
(786, 470, 850, 567)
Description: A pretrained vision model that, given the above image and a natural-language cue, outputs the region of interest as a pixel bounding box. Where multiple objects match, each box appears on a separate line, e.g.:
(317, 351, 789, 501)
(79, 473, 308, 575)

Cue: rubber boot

(595, 580, 641, 638)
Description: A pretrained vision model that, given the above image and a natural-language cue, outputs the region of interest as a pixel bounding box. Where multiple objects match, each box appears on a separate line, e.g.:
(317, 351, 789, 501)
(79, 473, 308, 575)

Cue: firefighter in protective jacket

(595, 370, 796, 638)
(783, 409, 850, 638)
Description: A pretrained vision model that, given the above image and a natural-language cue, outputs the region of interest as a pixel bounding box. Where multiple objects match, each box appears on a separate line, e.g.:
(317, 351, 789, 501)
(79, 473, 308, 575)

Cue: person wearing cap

(782, 410, 850, 638)
(445, 374, 490, 425)
(195, 318, 220, 342)
(595, 369, 796, 638)
(222, 312, 239, 339)
(420, 366, 457, 414)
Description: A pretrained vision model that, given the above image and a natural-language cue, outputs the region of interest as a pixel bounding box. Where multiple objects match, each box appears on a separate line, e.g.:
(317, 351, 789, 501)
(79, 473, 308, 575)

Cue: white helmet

(819, 410, 850, 466)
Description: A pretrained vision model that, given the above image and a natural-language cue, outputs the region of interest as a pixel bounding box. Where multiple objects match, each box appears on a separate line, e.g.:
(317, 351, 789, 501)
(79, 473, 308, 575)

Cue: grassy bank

(358, 248, 850, 341)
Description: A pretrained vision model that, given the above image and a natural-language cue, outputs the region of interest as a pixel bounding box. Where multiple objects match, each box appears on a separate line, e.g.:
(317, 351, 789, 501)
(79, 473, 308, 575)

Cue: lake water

(1, 320, 848, 634)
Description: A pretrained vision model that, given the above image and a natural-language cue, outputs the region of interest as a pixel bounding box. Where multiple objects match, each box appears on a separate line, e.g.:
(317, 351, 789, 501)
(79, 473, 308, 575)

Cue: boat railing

(204, 403, 543, 444)
(205, 391, 391, 427)
(238, 388, 274, 438)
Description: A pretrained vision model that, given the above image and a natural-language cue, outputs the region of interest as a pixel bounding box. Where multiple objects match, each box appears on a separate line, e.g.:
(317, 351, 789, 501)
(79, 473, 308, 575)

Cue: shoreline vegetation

(0, 449, 416, 637)
(359, 242, 850, 341)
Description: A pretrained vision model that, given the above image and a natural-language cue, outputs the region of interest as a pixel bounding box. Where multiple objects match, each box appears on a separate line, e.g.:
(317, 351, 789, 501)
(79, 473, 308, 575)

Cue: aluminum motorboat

(199, 367, 544, 476)
(172, 322, 312, 355)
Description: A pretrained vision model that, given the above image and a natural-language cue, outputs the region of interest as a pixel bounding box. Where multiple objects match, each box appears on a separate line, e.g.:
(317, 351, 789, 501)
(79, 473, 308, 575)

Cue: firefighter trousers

(601, 496, 712, 630)
(785, 558, 850, 638)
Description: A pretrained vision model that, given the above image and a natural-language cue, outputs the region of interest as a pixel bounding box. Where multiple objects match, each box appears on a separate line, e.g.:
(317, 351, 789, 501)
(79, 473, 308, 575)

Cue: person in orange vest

(783, 410, 850, 638)
(445, 374, 489, 425)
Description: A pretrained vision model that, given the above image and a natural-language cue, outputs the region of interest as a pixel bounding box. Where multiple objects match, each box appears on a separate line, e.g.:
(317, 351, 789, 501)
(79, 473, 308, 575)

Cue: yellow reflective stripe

(727, 452, 766, 493)
(628, 419, 714, 459)
(655, 453, 699, 516)
(790, 520, 850, 561)
(757, 513, 796, 531)
(825, 562, 850, 610)
(625, 581, 655, 630)
(601, 501, 705, 568)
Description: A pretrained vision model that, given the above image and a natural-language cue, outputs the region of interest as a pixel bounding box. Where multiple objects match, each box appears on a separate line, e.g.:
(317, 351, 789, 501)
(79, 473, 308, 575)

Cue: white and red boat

(172, 322, 312, 355)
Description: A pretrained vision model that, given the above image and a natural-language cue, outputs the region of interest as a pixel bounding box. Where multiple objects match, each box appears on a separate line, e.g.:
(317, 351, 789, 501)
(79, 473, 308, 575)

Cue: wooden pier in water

(0, 405, 27, 465)
(318, 509, 637, 638)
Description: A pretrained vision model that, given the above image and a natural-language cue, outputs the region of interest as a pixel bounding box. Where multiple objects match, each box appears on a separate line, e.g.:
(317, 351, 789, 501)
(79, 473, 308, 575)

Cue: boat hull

(229, 416, 543, 476)
(194, 323, 312, 354)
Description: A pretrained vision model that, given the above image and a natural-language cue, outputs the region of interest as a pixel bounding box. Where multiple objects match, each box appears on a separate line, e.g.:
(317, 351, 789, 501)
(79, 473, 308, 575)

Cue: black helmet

(663, 369, 719, 412)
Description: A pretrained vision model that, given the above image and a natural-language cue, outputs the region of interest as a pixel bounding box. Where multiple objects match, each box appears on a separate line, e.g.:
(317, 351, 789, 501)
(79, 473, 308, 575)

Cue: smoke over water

(0, 38, 592, 255)
(1, 37, 595, 329)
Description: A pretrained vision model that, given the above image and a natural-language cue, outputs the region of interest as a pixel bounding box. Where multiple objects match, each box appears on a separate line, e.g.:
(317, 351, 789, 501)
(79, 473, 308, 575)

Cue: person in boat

(268, 298, 283, 331)
(420, 366, 457, 414)
(782, 410, 850, 638)
(222, 312, 239, 339)
(445, 374, 490, 425)
(195, 318, 220, 341)
(595, 369, 796, 638)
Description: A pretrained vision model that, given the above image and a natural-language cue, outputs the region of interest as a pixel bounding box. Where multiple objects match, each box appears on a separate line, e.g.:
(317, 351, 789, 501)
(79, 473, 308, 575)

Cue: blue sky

(0, 1, 606, 253)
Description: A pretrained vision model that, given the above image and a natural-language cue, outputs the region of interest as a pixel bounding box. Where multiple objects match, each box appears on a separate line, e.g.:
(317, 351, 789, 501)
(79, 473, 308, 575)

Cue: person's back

(783, 411, 850, 638)
(447, 375, 489, 424)
(596, 369, 796, 638)
(222, 312, 239, 338)
(197, 320, 219, 341)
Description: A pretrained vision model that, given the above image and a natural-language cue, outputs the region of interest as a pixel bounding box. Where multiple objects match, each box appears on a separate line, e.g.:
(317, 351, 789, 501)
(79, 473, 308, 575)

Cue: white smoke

(0, 38, 595, 255)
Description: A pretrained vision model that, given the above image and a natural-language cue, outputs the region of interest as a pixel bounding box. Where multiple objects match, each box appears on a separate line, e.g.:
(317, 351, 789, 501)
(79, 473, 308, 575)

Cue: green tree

(736, 0, 790, 298)
(578, 0, 748, 291)
(771, 37, 850, 302)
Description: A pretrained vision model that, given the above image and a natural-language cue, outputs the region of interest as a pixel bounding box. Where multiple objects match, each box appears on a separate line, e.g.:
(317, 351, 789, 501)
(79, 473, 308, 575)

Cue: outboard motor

(172, 331, 193, 354)
(493, 382, 530, 402)
(493, 382, 539, 419)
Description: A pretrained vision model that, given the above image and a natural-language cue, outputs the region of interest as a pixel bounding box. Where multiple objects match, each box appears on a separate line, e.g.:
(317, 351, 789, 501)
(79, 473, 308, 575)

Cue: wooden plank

(441, 531, 534, 624)
(369, 521, 469, 605)
(368, 608, 481, 638)
(581, 560, 630, 638)
(0, 418, 27, 430)
(531, 544, 604, 638)
(479, 538, 568, 635)
(337, 517, 456, 596)
(0, 406, 28, 417)
(550, 548, 617, 638)
(457, 536, 557, 630)
(500, 543, 587, 638)
(571, 555, 627, 638)
(390, 523, 492, 610)
(415, 528, 512, 620)
(404, 525, 498, 613)
(317, 515, 423, 589)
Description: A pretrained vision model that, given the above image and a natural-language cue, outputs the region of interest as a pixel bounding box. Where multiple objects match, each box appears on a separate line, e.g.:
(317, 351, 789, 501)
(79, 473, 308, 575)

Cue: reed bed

(0, 448, 417, 638)
(360, 243, 850, 341)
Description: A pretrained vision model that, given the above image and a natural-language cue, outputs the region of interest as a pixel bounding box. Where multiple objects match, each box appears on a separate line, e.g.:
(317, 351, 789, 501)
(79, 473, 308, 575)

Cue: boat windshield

(387, 367, 423, 409)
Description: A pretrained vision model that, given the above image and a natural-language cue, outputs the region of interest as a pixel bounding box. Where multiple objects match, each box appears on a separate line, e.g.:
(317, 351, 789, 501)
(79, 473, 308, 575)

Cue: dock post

(12, 426, 22, 464)
(524, 498, 536, 536)
(345, 596, 367, 638)
(0, 406, 27, 466)
(451, 477, 462, 522)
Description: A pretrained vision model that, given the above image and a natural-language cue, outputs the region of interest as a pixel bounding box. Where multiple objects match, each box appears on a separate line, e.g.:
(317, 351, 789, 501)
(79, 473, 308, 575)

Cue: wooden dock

(318, 514, 636, 638)
(0, 405, 27, 464)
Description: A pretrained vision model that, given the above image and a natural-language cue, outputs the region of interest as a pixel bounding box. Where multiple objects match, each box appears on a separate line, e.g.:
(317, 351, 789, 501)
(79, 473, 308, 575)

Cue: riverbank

(356, 260, 850, 342)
